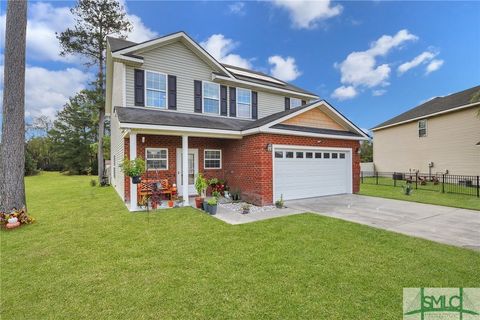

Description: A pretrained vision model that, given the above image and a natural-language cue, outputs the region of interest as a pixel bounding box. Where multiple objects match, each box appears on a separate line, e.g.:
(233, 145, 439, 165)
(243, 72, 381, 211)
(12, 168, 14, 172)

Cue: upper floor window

(237, 88, 251, 118)
(290, 97, 302, 108)
(418, 119, 427, 137)
(203, 82, 220, 114)
(145, 71, 167, 108)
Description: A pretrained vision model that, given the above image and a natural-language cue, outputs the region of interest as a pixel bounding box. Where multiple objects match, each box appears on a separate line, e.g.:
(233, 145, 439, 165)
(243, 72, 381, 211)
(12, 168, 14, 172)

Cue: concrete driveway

(286, 194, 480, 250)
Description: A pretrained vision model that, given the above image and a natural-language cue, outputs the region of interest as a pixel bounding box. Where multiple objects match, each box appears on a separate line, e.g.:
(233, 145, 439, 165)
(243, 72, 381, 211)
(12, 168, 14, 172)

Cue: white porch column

(182, 135, 189, 206)
(129, 132, 138, 211)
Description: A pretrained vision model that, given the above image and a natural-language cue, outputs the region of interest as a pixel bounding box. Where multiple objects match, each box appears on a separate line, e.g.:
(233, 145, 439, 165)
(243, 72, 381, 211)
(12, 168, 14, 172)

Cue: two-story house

(372, 85, 480, 175)
(106, 32, 368, 211)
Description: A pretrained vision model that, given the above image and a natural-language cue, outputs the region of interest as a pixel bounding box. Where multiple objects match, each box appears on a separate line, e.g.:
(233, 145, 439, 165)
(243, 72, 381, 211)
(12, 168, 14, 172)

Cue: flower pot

(131, 176, 141, 184)
(195, 197, 204, 209)
(168, 200, 174, 208)
(8, 217, 18, 224)
(209, 205, 217, 215)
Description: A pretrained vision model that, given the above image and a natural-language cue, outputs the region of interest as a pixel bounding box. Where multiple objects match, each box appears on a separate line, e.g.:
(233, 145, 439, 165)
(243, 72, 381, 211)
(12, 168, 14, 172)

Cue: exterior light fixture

(266, 143, 272, 152)
(141, 136, 145, 143)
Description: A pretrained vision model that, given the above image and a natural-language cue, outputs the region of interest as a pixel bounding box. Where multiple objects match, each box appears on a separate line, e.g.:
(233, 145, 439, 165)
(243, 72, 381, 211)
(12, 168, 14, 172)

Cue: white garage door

(273, 148, 352, 201)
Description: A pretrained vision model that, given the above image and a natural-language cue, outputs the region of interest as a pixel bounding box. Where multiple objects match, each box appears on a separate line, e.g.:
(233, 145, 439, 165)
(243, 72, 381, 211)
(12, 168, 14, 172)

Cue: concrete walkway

(286, 194, 480, 250)
(213, 205, 303, 225)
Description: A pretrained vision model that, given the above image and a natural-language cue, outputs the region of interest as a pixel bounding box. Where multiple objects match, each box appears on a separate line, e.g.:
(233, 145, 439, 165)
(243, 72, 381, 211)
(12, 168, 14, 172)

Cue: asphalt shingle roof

(116, 107, 251, 131)
(115, 103, 362, 138)
(107, 37, 137, 52)
(373, 85, 480, 130)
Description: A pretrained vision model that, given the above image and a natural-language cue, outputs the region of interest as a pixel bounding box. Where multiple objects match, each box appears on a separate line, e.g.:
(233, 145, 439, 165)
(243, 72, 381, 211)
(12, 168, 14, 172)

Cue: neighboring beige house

(372, 85, 480, 175)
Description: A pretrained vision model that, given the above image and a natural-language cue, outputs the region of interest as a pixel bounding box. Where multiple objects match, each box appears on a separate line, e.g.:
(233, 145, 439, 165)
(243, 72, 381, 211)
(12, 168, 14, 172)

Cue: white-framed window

(203, 81, 220, 114)
(290, 97, 302, 108)
(145, 70, 167, 108)
(418, 119, 427, 137)
(237, 88, 251, 118)
(145, 148, 168, 170)
(204, 149, 222, 169)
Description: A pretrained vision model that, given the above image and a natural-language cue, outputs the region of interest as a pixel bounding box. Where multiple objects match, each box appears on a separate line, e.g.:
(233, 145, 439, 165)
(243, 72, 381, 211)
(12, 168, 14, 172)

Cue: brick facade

(123, 133, 360, 205)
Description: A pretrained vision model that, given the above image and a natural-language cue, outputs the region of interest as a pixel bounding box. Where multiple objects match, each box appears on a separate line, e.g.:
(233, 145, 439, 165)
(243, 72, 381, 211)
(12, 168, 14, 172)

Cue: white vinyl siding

(126, 41, 215, 113)
(110, 112, 125, 200)
(122, 40, 314, 119)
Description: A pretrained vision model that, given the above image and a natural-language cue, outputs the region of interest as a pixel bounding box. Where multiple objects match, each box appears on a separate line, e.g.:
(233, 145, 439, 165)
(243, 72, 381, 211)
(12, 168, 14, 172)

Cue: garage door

(273, 148, 351, 201)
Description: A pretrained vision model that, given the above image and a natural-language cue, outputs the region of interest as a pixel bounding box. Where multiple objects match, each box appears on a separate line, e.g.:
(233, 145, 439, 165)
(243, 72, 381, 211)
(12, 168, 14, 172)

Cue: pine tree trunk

(0, 0, 28, 212)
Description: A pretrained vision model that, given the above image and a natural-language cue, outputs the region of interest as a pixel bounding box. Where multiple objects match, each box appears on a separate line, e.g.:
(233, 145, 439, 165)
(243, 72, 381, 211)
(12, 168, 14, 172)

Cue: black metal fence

(361, 171, 480, 197)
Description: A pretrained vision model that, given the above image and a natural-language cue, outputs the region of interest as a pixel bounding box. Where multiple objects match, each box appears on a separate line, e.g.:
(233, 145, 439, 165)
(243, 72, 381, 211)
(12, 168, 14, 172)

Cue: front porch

(124, 131, 240, 211)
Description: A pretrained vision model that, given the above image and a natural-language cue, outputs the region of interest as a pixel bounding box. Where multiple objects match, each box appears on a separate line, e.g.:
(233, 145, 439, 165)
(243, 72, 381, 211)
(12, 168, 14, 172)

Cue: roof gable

(110, 31, 234, 78)
(281, 107, 347, 131)
(373, 85, 480, 130)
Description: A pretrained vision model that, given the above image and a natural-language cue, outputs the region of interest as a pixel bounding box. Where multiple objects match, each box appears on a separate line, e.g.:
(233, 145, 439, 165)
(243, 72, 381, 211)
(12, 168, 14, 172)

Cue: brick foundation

(123, 133, 360, 205)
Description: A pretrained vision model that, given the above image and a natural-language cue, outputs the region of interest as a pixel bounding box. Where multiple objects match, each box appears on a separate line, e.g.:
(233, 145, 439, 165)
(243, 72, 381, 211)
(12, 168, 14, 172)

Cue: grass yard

(359, 178, 480, 211)
(1, 172, 479, 319)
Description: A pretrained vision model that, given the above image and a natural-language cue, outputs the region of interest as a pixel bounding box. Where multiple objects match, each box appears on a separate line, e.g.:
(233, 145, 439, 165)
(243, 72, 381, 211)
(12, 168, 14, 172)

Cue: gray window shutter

(252, 91, 258, 119)
(220, 85, 228, 116)
(284, 97, 290, 110)
(194, 80, 202, 113)
(229, 87, 236, 117)
(168, 75, 177, 110)
(134, 69, 144, 106)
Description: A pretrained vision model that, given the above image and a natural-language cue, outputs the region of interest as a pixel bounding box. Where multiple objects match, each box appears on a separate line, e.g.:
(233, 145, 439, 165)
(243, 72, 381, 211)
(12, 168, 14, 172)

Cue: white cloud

(0, 65, 91, 119)
(372, 89, 386, 96)
(425, 59, 444, 74)
(331, 85, 357, 100)
(332, 29, 418, 100)
(268, 55, 301, 81)
(229, 2, 246, 16)
(0, 1, 156, 64)
(398, 51, 436, 74)
(272, 0, 342, 29)
(200, 34, 252, 69)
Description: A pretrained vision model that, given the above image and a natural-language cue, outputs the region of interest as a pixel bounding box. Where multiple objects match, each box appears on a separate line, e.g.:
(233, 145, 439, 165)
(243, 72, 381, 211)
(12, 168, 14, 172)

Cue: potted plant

(275, 194, 284, 208)
(120, 157, 145, 184)
(402, 182, 413, 196)
(194, 173, 208, 209)
(207, 197, 218, 215)
(241, 203, 251, 214)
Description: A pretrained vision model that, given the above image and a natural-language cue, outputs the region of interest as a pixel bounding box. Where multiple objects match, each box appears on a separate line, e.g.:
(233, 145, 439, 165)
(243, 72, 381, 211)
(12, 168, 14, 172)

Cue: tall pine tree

(57, 0, 131, 182)
(0, 0, 28, 212)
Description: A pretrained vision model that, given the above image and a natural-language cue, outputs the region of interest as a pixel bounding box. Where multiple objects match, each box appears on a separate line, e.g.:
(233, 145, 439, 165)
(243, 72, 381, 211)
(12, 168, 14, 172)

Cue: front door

(176, 148, 199, 196)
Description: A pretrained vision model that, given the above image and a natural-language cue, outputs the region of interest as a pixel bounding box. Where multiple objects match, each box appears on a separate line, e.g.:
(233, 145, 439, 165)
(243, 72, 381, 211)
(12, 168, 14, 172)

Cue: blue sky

(0, 0, 479, 131)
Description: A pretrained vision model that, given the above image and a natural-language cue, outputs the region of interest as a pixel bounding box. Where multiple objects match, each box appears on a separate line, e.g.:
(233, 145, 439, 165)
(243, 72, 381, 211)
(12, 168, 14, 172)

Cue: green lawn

(360, 178, 480, 211)
(1, 172, 479, 319)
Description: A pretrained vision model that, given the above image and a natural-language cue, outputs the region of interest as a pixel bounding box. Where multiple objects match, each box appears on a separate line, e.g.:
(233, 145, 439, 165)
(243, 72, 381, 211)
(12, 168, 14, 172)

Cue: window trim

(144, 70, 168, 109)
(236, 87, 252, 119)
(290, 97, 302, 109)
(145, 147, 169, 171)
(418, 119, 427, 138)
(204, 149, 222, 169)
(202, 81, 221, 115)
